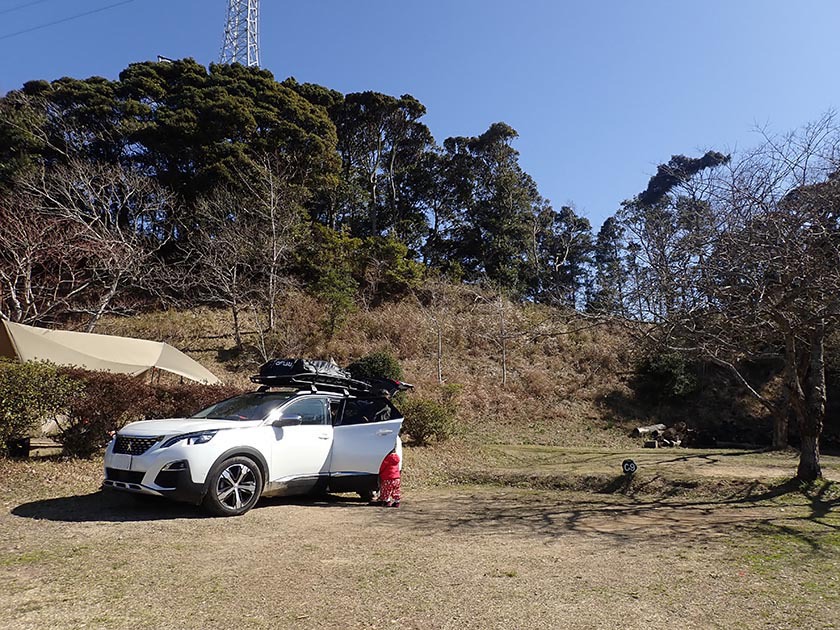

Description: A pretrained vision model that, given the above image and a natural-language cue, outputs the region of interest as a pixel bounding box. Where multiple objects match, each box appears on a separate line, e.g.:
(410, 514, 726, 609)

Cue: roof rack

(251, 358, 373, 395)
(250, 359, 416, 398)
(250, 373, 371, 395)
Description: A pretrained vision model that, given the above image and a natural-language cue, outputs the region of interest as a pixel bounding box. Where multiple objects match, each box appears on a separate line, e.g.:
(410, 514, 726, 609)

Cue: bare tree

(621, 114, 840, 481)
(235, 153, 307, 332)
(2, 160, 170, 329)
(413, 277, 463, 384)
(0, 193, 90, 323)
(14, 160, 171, 331)
(471, 285, 529, 388)
(193, 188, 258, 348)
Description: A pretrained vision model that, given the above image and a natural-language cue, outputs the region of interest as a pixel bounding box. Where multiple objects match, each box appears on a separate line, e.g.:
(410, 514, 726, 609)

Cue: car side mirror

(272, 414, 303, 428)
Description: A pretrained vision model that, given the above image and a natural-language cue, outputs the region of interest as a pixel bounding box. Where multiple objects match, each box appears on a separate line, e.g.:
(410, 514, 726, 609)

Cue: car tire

(202, 456, 263, 517)
(358, 489, 375, 502)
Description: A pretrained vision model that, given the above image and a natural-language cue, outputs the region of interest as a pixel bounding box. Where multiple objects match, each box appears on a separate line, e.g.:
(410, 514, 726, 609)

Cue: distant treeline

(0, 58, 615, 334)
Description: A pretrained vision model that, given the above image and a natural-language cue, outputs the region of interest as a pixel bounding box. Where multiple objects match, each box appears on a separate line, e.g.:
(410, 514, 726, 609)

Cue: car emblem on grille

(125, 441, 132, 453)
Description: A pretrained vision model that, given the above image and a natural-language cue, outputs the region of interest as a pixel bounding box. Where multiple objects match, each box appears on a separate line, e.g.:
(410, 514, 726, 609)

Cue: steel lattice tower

(220, 0, 260, 67)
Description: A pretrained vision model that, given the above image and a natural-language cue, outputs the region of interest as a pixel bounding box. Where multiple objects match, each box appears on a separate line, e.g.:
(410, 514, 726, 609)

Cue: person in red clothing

(378, 448, 401, 507)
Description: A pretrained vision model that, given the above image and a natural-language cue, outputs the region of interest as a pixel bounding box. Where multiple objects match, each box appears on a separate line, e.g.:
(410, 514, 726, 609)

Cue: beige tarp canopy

(0, 320, 220, 385)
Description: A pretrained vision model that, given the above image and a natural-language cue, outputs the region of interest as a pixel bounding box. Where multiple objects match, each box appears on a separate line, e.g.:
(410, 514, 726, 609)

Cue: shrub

(400, 397, 456, 446)
(57, 369, 155, 458)
(55, 368, 244, 458)
(0, 359, 82, 455)
(346, 350, 403, 381)
(314, 268, 358, 338)
(147, 383, 244, 419)
(633, 351, 699, 401)
(358, 236, 424, 305)
(296, 225, 361, 338)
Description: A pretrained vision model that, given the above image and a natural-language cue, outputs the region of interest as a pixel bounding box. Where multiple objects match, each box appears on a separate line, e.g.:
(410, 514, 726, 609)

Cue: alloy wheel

(215, 462, 257, 510)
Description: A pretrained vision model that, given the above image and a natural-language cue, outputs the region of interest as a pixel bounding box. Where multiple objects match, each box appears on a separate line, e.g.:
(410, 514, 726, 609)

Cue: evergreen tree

(587, 216, 627, 314)
(529, 205, 594, 306)
(445, 123, 543, 294)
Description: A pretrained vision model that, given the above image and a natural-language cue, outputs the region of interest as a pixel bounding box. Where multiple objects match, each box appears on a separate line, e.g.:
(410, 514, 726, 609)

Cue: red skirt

(380, 477, 401, 504)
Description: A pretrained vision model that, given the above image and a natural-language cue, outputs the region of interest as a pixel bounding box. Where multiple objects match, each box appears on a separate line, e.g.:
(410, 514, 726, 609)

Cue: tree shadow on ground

(651, 449, 771, 465)
(397, 479, 840, 550)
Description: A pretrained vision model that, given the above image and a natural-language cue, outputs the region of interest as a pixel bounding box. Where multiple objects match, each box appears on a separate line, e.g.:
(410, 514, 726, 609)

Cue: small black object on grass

(622, 459, 637, 475)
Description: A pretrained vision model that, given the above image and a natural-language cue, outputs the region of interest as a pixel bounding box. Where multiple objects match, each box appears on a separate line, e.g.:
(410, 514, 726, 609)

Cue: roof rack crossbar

(250, 373, 370, 395)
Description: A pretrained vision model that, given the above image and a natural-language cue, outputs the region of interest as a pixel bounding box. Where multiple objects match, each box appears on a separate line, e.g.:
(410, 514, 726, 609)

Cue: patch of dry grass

(96, 299, 652, 448)
(93, 294, 799, 451)
(1, 450, 839, 629)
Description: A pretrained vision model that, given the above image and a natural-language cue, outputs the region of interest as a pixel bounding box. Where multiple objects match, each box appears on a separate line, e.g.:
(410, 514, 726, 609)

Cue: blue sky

(2, 0, 840, 229)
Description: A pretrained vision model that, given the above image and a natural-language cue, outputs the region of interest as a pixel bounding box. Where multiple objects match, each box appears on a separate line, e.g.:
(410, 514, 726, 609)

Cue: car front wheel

(202, 456, 263, 517)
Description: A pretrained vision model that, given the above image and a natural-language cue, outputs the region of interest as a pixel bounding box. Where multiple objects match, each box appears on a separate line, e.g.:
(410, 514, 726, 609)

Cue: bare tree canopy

(1, 160, 171, 330)
(621, 113, 840, 481)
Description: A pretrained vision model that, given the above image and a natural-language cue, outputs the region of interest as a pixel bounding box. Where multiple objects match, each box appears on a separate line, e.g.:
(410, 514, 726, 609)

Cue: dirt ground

(1, 456, 838, 630)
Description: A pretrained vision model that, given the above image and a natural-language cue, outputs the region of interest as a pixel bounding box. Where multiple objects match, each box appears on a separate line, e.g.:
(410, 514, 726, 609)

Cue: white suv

(103, 386, 403, 516)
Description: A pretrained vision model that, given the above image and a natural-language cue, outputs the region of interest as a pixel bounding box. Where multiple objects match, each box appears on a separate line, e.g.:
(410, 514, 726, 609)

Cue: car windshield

(191, 392, 293, 421)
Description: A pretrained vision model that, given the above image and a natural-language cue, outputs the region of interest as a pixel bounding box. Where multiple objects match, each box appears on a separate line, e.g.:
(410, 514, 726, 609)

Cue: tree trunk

(772, 335, 791, 449)
(771, 407, 789, 450)
(388, 143, 399, 235)
(436, 326, 443, 384)
(499, 292, 507, 387)
(797, 323, 825, 482)
(85, 273, 122, 333)
(231, 302, 242, 349)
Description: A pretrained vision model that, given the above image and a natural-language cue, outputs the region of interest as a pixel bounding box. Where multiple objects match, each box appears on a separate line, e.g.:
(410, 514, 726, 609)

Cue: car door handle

(376, 429, 394, 436)
(318, 434, 330, 440)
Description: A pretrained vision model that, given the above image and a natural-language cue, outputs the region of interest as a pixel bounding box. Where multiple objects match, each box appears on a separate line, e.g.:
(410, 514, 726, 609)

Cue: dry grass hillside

(96, 286, 780, 450)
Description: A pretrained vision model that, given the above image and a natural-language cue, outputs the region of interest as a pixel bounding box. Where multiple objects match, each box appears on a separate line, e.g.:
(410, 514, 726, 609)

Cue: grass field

(1, 447, 839, 629)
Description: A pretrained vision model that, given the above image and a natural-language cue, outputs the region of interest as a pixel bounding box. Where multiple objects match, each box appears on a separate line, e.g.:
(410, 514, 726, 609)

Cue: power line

(0, 0, 135, 41)
(0, 0, 55, 17)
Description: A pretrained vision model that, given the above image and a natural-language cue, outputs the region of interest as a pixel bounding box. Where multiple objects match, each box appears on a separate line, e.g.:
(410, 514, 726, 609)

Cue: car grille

(113, 435, 160, 455)
(105, 468, 145, 484)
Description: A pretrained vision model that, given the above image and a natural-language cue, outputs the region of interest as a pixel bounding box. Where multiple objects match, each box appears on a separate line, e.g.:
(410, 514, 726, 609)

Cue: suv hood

(119, 418, 262, 436)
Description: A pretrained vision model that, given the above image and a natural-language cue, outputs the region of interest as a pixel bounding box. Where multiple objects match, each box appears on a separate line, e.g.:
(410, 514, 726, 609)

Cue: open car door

(329, 397, 403, 488)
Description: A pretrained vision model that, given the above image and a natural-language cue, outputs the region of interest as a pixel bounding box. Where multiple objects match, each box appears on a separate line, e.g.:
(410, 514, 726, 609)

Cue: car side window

(329, 399, 343, 426)
(339, 398, 397, 426)
(283, 398, 329, 425)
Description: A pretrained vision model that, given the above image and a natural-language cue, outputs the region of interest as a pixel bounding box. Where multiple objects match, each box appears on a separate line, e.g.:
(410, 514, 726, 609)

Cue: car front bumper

(102, 442, 207, 505)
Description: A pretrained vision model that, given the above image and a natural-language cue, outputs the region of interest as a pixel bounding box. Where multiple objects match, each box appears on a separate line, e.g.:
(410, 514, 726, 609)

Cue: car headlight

(161, 430, 218, 448)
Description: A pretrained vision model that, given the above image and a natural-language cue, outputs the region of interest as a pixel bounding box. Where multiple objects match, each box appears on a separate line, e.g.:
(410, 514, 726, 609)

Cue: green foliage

(587, 216, 627, 314)
(119, 59, 340, 202)
(331, 91, 433, 238)
(1, 57, 598, 332)
(529, 205, 593, 306)
(634, 352, 699, 401)
(0, 360, 81, 454)
(400, 397, 457, 446)
(444, 123, 545, 294)
(314, 269, 358, 338)
(359, 235, 424, 304)
(346, 350, 404, 381)
(638, 151, 731, 206)
(297, 225, 361, 337)
(0, 92, 49, 186)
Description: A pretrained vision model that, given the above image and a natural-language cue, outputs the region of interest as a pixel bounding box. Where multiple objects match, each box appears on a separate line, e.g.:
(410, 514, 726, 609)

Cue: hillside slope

(96, 287, 781, 450)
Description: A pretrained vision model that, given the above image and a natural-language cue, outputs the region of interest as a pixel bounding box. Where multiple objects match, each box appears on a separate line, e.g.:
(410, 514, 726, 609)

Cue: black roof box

(251, 358, 369, 392)
(251, 359, 415, 397)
